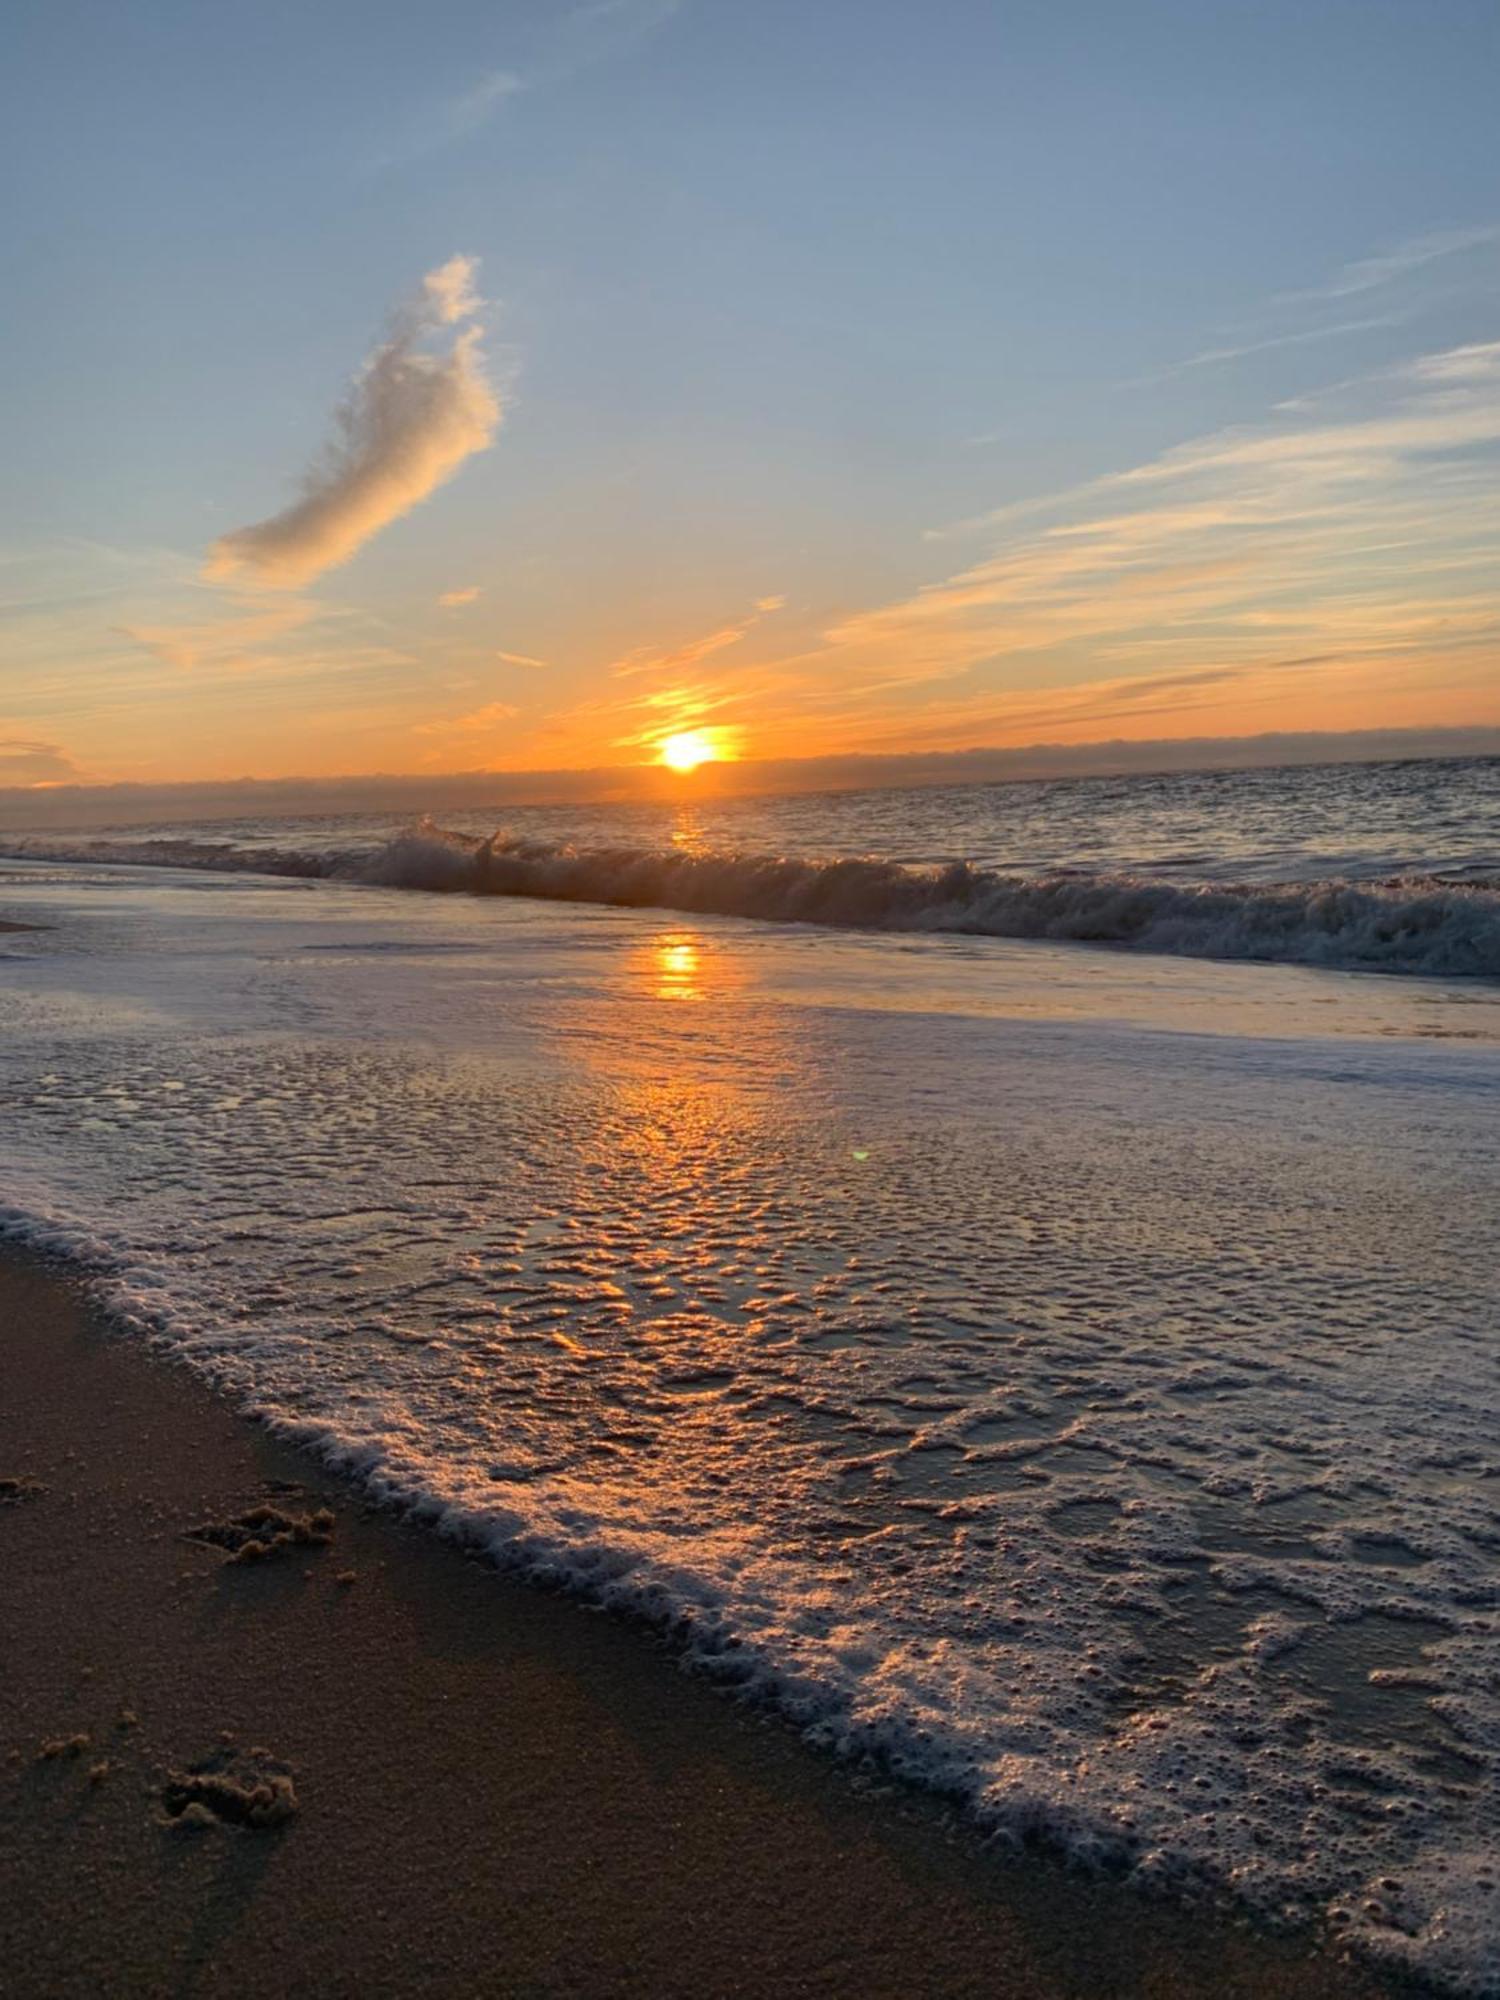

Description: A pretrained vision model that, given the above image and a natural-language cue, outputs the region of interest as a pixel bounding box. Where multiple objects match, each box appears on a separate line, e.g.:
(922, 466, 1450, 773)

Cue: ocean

(2, 752, 1499, 1990)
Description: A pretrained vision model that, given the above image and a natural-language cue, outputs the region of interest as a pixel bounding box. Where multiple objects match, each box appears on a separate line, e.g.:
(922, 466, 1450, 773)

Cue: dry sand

(0, 1252, 1422, 1999)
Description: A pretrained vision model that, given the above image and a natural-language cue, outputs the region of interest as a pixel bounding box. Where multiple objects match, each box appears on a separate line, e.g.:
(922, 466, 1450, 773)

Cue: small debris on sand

(166, 1801, 220, 1832)
(88, 1760, 112, 1786)
(0, 1474, 46, 1505)
(334, 1569, 358, 1588)
(185, 1503, 335, 1564)
(159, 1746, 299, 1830)
(37, 1734, 91, 1761)
(116, 1706, 139, 1731)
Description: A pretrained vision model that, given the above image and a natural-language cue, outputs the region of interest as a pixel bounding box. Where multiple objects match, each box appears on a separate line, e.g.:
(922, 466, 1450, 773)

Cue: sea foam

(1, 864, 1498, 1990)
(6, 820, 1500, 977)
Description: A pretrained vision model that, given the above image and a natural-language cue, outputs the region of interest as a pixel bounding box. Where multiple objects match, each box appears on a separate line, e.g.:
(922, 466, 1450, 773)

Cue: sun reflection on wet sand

(655, 937, 702, 1000)
(637, 928, 751, 1005)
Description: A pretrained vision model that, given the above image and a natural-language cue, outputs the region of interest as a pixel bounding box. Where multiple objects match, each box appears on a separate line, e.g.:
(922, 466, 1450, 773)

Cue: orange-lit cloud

(418, 697, 520, 736)
(0, 733, 83, 786)
(511, 336, 1500, 773)
(8, 309, 1500, 798)
(767, 342, 1500, 750)
(205, 257, 500, 590)
(610, 595, 783, 679)
(112, 596, 319, 676)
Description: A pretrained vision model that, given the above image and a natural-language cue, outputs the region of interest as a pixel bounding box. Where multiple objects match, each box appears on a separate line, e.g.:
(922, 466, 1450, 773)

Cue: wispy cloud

(496, 648, 547, 668)
(0, 734, 83, 785)
(1177, 314, 1404, 373)
(0, 539, 425, 786)
(206, 257, 500, 591)
(549, 0, 687, 68)
(443, 69, 525, 140)
(563, 337, 1500, 764)
(416, 698, 520, 746)
(893, 345, 1496, 716)
(365, 71, 525, 171)
(1141, 224, 1500, 386)
(110, 624, 197, 674)
(439, 586, 482, 607)
(1279, 224, 1500, 306)
(858, 342, 1500, 661)
(112, 596, 318, 674)
(609, 596, 784, 678)
(384, 2, 686, 166)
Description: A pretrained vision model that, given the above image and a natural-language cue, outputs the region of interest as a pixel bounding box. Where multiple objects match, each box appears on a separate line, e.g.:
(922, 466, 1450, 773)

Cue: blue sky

(2, 0, 1498, 796)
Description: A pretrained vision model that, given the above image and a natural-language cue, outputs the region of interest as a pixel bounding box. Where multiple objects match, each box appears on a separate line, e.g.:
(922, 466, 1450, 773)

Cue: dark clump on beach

(185, 1502, 335, 1564)
(37, 1734, 91, 1761)
(159, 1746, 299, 1831)
(0, 1474, 47, 1505)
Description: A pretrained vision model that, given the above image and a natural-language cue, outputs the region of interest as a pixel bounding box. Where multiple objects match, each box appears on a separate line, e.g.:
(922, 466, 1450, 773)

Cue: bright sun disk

(658, 729, 718, 772)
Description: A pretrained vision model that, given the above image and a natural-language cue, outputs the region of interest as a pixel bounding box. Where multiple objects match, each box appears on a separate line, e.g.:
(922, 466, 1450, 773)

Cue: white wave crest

(7, 821, 1500, 976)
(355, 825, 1500, 977)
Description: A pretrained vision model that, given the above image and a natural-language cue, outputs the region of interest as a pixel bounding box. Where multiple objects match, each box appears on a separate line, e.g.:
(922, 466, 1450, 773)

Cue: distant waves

(6, 820, 1500, 977)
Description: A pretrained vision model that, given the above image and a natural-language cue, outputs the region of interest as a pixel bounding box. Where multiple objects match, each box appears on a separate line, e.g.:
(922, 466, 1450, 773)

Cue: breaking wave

(7, 821, 1500, 977)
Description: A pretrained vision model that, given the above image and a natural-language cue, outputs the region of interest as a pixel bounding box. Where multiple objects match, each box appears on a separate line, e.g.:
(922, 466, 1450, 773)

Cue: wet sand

(0, 1252, 1421, 1999)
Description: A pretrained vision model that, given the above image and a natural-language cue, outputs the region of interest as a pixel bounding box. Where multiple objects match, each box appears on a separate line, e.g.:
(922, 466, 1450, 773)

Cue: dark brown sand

(0, 1254, 1421, 1999)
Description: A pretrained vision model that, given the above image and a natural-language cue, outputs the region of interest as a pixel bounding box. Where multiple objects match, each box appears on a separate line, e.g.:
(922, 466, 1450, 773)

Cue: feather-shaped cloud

(206, 257, 499, 590)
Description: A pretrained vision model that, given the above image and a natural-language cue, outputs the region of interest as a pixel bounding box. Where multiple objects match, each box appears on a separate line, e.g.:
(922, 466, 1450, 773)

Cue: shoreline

(0, 1249, 1424, 1998)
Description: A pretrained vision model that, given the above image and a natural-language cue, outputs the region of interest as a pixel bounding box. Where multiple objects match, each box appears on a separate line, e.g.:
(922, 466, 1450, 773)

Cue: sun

(658, 729, 719, 773)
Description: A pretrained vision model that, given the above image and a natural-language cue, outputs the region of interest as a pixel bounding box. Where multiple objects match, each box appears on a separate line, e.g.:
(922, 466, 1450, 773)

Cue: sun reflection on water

(669, 805, 709, 853)
(654, 935, 702, 1000)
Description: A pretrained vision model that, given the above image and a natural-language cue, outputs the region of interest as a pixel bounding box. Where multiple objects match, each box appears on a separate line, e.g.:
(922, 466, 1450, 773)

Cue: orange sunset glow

(5, 9, 1500, 1996)
(657, 730, 730, 773)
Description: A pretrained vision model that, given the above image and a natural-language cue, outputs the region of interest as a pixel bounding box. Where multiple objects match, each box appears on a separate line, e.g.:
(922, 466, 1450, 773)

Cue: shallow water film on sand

(2, 836, 1499, 1992)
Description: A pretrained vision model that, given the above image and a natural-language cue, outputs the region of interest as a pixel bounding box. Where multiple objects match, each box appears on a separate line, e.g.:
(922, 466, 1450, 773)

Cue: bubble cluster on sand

(2, 874, 1498, 1990)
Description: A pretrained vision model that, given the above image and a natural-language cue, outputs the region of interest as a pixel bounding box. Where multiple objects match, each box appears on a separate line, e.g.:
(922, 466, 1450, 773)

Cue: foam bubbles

(1, 864, 1498, 1990)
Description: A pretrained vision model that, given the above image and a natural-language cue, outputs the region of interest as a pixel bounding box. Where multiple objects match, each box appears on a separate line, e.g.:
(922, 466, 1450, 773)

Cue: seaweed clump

(0, 1475, 46, 1505)
(160, 1746, 299, 1830)
(185, 1503, 334, 1564)
(37, 1733, 91, 1761)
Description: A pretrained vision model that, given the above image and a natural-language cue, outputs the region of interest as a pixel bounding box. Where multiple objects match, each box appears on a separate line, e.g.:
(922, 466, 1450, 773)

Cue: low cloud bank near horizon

(205, 256, 499, 590)
(3, 724, 1499, 832)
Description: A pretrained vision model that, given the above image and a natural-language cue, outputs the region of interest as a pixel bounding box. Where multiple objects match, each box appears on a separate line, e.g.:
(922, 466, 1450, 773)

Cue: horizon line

(3, 723, 1500, 831)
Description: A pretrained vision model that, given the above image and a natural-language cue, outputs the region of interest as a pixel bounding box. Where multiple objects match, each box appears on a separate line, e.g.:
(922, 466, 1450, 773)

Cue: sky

(2, 0, 1499, 810)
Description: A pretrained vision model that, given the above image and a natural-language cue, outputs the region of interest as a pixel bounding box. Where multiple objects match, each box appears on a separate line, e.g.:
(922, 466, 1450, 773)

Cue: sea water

(1, 755, 1498, 1990)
